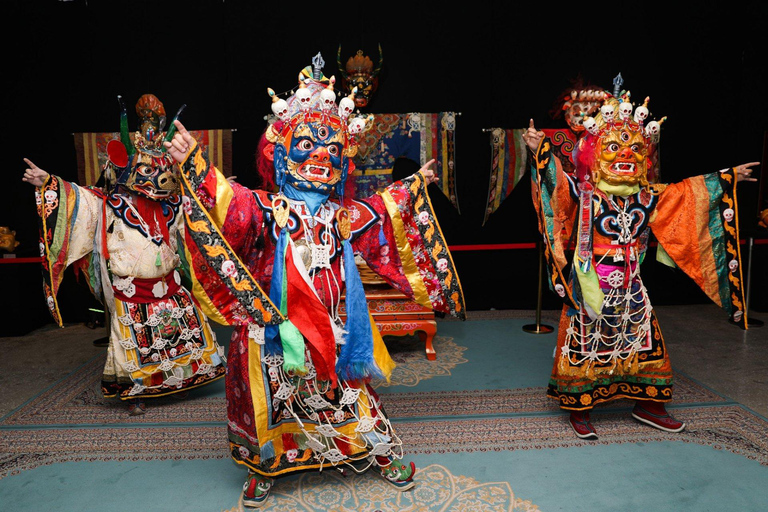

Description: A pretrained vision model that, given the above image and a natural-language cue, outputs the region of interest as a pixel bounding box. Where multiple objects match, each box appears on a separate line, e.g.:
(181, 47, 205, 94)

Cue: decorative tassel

(335, 239, 383, 383)
(284, 238, 337, 387)
(260, 440, 275, 461)
(264, 227, 287, 358)
(278, 253, 307, 374)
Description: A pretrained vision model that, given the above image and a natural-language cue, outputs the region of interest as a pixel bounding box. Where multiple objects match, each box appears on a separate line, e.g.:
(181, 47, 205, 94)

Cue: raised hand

(164, 120, 196, 163)
(733, 161, 760, 182)
(22, 158, 50, 188)
(522, 118, 545, 152)
(419, 158, 439, 185)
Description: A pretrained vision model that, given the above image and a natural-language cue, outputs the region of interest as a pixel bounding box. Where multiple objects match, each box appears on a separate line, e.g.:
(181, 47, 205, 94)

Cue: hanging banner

(350, 112, 460, 212)
(73, 129, 234, 187)
(483, 128, 577, 225)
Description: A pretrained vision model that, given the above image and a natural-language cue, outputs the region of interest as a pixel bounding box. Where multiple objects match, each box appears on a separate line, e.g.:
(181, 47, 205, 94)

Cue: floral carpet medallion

(378, 334, 469, 388)
(222, 464, 539, 512)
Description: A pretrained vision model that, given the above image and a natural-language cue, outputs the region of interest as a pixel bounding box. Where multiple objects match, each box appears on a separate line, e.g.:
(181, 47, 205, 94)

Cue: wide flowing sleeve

(352, 172, 466, 320)
(649, 168, 749, 328)
(175, 141, 282, 327)
(530, 137, 581, 310)
(36, 175, 103, 326)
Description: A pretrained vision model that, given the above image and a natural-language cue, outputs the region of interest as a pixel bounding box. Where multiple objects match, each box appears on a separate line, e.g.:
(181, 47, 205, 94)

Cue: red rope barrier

(0, 257, 43, 264)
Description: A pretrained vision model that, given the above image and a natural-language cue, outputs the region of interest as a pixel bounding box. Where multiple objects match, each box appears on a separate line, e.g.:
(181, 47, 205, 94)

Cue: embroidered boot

(632, 401, 686, 433)
(242, 471, 273, 508)
(569, 410, 598, 439)
(374, 456, 417, 491)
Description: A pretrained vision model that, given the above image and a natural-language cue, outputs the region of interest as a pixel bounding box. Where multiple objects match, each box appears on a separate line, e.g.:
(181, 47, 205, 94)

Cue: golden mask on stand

(0, 227, 20, 253)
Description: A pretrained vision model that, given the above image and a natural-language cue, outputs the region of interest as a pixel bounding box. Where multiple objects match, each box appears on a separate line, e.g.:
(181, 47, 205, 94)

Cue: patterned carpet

(2, 320, 768, 511)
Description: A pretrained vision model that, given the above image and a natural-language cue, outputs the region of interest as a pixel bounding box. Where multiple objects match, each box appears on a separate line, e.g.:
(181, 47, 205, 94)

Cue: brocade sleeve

(649, 169, 749, 327)
(353, 172, 466, 319)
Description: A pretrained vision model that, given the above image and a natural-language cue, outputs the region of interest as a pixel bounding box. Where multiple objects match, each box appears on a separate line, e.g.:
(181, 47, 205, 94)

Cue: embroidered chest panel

(107, 194, 182, 245)
(592, 189, 657, 244)
(253, 192, 379, 268)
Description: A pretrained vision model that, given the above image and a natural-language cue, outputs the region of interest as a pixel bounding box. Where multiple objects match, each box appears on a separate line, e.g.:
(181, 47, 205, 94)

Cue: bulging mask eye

(136, 164, 155, 176)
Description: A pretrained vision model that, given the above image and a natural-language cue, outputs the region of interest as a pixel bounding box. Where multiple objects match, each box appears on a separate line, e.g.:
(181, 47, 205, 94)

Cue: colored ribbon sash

(594, 242, 638, 288)
(112, 272, 181, 303)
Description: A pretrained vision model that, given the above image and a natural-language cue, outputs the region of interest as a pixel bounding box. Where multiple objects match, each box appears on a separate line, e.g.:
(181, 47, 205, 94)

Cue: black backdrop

(4, 0, 768, 332)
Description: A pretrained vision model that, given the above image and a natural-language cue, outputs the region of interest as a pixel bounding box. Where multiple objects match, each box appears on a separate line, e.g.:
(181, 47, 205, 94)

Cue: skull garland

(561, 87, 606, 133)
(107, 94, 183, 201)
(576, 88, 665, 188)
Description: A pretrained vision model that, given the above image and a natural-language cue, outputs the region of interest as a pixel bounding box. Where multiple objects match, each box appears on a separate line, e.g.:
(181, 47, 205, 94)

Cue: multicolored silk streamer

(336, 238, 382, 383)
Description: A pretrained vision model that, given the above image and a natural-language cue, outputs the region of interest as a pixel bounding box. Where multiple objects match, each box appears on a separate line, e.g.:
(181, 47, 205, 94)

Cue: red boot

(632, 401, 686, 433)
(569, 410, 598, 440)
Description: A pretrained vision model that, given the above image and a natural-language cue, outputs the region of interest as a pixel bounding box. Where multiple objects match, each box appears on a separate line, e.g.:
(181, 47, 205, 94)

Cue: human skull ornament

(619, 101, 633, 121)
(645, 120, 662, 142)
(238, 446, 250, 459)
(583, 116, 599, 135)
(437, 258, 448, 272)
(268, 366, 279, 382)
(418, 211, 430, 225)
(295, 85, 313, 112)
(221, 259, 237, 278)
(338, 88, 356, 119)
(44, 190, 57, 204)
(723, 208, 734, 223)
(35, 191, 42, 206)
(347, 116, 367, 135)
(319, 85, 336, 113)
(634, 105, 649, 124)
(600, 104, 615, 122)
(728, 259, 739, 272)
(555, 283, 566, 297)
(47, 296, 55, 311)
(285, 448, 299, 463)
(272, 98, 290, 121)
(181, 196, 192, 215)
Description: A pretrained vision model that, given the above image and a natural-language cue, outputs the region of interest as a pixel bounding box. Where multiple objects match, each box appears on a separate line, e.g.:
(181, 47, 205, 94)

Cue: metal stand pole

(745, 236, 764, 328)
(728, 235, 763, 328)
(523, 240, 554, 334)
